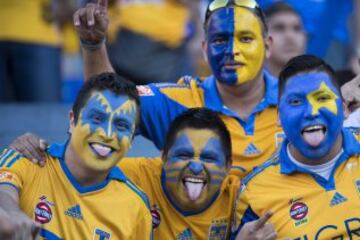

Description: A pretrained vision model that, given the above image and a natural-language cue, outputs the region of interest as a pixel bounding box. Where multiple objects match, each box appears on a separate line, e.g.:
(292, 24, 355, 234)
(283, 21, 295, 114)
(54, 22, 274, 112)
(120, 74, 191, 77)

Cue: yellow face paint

(306, 81, 339, 116)
(233, 7, 265, 84)
(71, 91, 137, 172)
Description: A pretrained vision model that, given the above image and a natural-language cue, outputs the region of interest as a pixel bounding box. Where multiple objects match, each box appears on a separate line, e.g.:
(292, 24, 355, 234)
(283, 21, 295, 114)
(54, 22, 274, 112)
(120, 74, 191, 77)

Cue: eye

(212, 37, 227, 45)
(240, 36, 253, 43)
(289, 98, 302, 106)
(317, 95, 331, 102)
(114, 120, 131, 131)
(91, 114, 103, 124)
(201, 153, 218, 163)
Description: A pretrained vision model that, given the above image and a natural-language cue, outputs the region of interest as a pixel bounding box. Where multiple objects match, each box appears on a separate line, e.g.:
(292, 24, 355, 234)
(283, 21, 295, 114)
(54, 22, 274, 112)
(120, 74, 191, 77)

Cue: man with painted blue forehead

(231, 55, 360, 239)
(66, 0, 282, 179)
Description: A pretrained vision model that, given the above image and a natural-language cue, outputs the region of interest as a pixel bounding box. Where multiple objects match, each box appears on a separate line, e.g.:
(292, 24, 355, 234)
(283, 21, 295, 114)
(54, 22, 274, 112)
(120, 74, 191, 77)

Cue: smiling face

(163, 127, 228, 212)
(205, 7, 265, 86)
(70, 90, 137, 171)
(279, 72, 344, 160)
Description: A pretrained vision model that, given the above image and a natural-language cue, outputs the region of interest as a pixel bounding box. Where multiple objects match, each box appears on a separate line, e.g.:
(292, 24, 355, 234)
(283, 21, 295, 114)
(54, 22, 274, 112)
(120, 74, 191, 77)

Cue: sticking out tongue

(302, 130, 325, 147)
(184, 182, 204, 201)
(91, 144, 112, 157)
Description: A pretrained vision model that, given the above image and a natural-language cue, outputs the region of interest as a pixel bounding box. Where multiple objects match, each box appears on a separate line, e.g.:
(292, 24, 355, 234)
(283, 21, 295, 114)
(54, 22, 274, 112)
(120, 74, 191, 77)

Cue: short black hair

(264, 2, 300, 19)
(204, 4, 268, 36)
(162, 108, 232, 166)
(72, 72, 140, 126)
(278, 55, 342, 100)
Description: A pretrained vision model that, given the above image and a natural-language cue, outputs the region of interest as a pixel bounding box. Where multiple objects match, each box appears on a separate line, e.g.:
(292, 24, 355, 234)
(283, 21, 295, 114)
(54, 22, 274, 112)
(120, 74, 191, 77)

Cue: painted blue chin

(216, 70, 238, 85)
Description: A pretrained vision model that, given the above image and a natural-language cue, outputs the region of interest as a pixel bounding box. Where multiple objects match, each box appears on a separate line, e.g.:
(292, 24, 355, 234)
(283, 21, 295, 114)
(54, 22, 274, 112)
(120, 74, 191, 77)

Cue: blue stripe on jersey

(6, 154, 22, 168)
(0, 182, 20, 193)
(124, 179, 154, 240)
(230, 206, 259, 240)
(0, 149, 16, 167)
(40, 228, 63, 240)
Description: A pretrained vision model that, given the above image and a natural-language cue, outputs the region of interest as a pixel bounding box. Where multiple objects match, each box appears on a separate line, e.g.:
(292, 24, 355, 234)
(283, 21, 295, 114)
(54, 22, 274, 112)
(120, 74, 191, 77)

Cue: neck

(289, 135, 343, 166)
(65, 144, 108, 186)
(216, 73, 265, 121)
(266, 59, 283, 78)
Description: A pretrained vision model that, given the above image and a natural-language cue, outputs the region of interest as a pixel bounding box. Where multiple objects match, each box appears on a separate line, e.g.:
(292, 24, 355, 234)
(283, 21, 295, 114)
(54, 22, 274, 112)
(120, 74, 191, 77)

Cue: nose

(304, 103, 317, 119)
(188, 161, 204, 175)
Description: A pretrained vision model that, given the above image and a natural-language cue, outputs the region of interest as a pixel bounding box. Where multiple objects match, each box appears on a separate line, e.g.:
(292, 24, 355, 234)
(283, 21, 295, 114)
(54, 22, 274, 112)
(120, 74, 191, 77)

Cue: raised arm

(73, 0, 115, 80)
(0, 185, 40, 239)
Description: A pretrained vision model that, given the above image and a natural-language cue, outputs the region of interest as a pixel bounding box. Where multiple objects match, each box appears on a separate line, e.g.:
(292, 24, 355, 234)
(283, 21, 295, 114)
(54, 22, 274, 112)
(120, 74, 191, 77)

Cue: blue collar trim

(160, 169, 220, 217)
(279, 128, 360, 190)
(47, 141, 127, 194)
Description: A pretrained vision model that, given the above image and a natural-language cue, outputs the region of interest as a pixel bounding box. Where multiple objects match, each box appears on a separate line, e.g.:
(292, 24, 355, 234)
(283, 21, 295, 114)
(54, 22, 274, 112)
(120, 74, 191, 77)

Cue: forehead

(207, 7, 262, 35)
(284, 72, 339, 96)
(268, 11, 302, 27)
(174, 128, 219, 146)
(84, 90, 133, 111)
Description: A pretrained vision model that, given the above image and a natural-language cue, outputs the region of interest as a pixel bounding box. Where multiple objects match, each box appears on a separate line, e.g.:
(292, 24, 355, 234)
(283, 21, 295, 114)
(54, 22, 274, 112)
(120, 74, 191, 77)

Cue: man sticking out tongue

(231, 55, 360, 240)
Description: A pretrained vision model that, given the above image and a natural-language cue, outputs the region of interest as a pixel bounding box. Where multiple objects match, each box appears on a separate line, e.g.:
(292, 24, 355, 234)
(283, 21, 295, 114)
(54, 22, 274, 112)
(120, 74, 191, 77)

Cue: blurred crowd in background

(0, 0, 359, 103)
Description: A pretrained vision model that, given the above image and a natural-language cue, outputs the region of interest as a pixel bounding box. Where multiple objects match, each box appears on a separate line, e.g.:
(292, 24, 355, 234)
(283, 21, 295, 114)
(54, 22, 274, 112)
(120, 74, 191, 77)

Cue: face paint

(279, 72, 344, 160)
(163, 128, 228, 212)
(206, 7, 265, 86)
(71, 90, 137, 171)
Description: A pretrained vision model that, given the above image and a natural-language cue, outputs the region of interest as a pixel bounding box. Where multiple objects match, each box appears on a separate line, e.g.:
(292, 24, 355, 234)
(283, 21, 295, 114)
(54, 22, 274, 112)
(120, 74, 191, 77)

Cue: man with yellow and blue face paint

(231, 55, 360, 240)
(118, 108, 276, 239)
(0, 73, 153, 239)
(71, 0, 282, 179)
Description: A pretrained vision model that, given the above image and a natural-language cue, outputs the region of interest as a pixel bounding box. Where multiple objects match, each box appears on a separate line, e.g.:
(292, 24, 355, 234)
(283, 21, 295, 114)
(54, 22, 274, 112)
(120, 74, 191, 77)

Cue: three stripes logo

(330, 192, 347, 207)
(244, 143, 261, 156)
(64, 204, 83, 220)
(0, 149, 22, 168)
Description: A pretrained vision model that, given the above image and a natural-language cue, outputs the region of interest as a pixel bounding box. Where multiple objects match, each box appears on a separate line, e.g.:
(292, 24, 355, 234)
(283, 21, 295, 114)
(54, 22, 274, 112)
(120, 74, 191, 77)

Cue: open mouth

(182, 176, 207, 202)
(89, 142, 116, 158)
(301, 124, 327, 147)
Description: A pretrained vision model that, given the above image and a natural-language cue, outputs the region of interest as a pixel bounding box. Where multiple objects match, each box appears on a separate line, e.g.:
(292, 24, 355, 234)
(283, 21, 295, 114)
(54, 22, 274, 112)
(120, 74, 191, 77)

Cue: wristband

(80, 37, 106, 51)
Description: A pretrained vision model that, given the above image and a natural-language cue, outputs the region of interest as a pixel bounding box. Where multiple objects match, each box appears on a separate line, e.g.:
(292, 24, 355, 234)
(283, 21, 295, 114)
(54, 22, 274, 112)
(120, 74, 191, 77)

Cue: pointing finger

(254, 211, 273, 230)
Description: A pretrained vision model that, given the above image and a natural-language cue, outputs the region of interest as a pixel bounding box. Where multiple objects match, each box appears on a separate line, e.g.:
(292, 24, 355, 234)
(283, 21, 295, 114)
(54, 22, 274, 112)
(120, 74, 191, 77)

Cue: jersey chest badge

(289, 199, 309, 227)
(150, 204, 161, 229)
(34, 195, 54, 224)
(208, 218, 228, 240)
(93, 228, 111, 240)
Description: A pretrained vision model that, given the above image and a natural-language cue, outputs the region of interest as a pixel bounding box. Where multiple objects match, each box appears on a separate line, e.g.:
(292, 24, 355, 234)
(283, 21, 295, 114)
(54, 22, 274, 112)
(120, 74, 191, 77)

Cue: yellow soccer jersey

(118, 157, 240, 240)
(231, 128, 360, 240)
(0, 143, 153, 240)
(0, 0, 61, 45)
(110, 0, 190, 48)
(138, 72, 283, 179)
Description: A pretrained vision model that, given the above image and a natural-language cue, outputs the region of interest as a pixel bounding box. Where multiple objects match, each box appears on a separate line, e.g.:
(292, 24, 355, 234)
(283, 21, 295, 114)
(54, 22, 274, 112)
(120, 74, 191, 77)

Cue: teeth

(90, 143, 112, 157)
(303, 125, 324, 132)
(184, 177, 205, 183)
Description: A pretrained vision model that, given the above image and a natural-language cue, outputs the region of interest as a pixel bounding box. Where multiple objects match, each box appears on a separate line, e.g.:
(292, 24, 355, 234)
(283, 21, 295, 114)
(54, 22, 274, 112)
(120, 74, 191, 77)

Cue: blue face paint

(71, 90, 138, 171)
(206, 7, 265, 86)
(163, 128, 228, 212)
(279, 72, 344, 160)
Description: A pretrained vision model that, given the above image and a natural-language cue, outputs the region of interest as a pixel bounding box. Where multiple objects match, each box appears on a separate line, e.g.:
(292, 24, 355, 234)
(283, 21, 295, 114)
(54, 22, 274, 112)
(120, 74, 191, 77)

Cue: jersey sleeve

(133, 207, 153, 240)
(137, 78, 203, 149)
(0, 149, 34, 193)
(230, 183, 259, 240)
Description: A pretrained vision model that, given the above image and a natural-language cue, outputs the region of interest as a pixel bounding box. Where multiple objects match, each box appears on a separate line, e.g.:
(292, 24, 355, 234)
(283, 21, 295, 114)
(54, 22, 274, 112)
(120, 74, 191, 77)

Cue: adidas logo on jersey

(244, 143, 261, 156)
(330, 192, 347, 207)
(65, 204, 83, 220)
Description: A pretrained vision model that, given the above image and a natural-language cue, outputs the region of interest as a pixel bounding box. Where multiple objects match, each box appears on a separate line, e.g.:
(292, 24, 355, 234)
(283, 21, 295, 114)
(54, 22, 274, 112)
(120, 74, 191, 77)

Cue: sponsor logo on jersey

(93, 228, 111, 240)
(208, 218, 228, 240)
(136, 85, 154, 96)
(150, 205, 161, 229)
(289, 201, 308, 227)
(34, 196, 54, 224)
(330, 192, 347, 207)
(177, 228, 194, 240)
(64, 204, 83, 220)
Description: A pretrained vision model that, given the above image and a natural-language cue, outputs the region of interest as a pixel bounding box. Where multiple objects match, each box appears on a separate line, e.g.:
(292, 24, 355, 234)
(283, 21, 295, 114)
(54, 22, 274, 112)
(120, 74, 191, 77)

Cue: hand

(236, 211, 277, 240)
(73, 0, 109, 44)
(9, 133, 48, 167)
(0, 208, 40, 240)
(341, 75, 360, 113)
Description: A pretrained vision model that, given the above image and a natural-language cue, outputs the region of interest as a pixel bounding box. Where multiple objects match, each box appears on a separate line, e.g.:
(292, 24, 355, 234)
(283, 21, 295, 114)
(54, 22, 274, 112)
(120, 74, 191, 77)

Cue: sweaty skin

(206, 7, 265, 86)
(71, 90, 137, 171)
(163, 128, 228, 213)
(279, 72, 344, 160)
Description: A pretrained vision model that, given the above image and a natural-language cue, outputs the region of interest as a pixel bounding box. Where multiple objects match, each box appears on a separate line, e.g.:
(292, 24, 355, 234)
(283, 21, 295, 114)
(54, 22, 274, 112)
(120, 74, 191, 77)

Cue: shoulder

(0, 148, 33, 169)
(123, 177, 151, 210)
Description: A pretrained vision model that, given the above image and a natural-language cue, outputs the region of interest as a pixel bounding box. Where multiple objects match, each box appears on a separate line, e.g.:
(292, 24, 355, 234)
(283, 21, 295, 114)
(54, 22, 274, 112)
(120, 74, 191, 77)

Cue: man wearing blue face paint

(0, 73, 153, 239)
(68, 0, 282, 178)
(231, 55, 360, 239)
